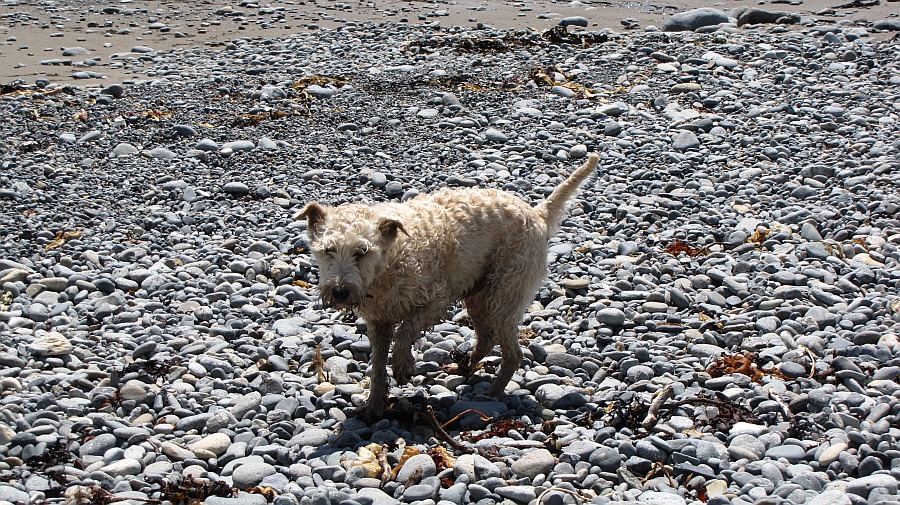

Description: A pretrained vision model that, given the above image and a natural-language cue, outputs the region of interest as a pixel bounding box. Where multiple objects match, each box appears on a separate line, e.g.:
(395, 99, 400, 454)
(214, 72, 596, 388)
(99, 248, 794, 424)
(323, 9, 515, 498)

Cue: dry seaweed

(585, 393, 650, 432)
(443, 409, 493, 431)
(663, 238, 713, 257)
(527, 66, 601, 99)
(231, 109, 289, 127)
(45, 229, 83, 250)
(423, 405, 472, 453)
(461, 417, 529, 442)
(440, 349, 474, 376)
(292, 75, 347, 88)
(707, 352, 790, 382)
(674, 392, 760, 433)
(0, 81, 29, 95)
(430, 445, 456, 480)
(101, 388, 122, 409)
(156, 476, 234, 505)
(402, 32, 545, 54)
(306, 342, 329, 382)
(64, 485, 157, 504)
(748, 228, 769, 249)
(787, 413, 827, 439)
(121, 357, 182, 383)
(141, 109, 173, 121)
(707, 352, 764, 381)
(518, 327, 537, 344)
(245, 486, 278, 500)
(541, 25, 609, 46)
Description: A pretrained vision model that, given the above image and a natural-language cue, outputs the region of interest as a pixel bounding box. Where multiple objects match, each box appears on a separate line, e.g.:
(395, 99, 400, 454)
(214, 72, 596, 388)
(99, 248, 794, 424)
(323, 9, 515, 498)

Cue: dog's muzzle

(320, 281, 364, 310)
(331, 287, 351, 303)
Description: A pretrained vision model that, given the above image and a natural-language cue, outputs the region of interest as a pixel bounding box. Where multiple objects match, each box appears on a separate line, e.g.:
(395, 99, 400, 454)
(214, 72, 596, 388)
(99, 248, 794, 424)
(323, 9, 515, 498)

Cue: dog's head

(296, 202, 406, 310)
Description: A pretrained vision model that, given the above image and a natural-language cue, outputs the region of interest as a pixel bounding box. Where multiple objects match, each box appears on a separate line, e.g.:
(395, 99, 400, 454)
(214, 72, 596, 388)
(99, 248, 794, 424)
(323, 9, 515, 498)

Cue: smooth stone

(559, 16, 589, 27)
(495, 486, 536, 503)
(0, 487, 30, 503)
(144, 147, 177, 159)
(670, 83, 702, 94)
(206, 493, 268, 505)
(62, 47, 90, 56)
(288, 427, 330, 448)
(672, 131, 700, 151)
(223, 182, 250, 195)
(395, 454, 436, 483)
(845, 474, 898, 498)
(403, 483, 437, 501)
(597, 308, 626, 327)
(453, 454, 502, 481)
(638, 492, 686, 505)
(190, 433, 231, 457)
(356, 488, 400, 505)
(100, 458, 142, 477)
(79, 433, 117, 457)
(807, 490, 851, 505)
(484, 128, 508, 143)
(222, 140, 255, 152)
(510, 448, 555, 479)
(111, 143, 139, 157)
(765, 444, 806, 463)
(196, 138, 219, 151)
(232, 462, 277, 488)
(161, 442, 195, 461)
(728, 434, 765, 461)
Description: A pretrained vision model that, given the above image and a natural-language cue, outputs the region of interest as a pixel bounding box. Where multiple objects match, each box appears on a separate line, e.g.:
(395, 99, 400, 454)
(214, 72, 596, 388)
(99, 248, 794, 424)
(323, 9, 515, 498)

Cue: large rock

(736, 8, 800, 27)
(873, 20, 900, 31)
(663, 8, 729, 32)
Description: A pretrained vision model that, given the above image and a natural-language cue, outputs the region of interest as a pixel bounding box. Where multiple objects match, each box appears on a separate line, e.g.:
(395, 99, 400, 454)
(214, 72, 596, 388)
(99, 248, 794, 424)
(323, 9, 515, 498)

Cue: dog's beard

(319, 277, 367, 311)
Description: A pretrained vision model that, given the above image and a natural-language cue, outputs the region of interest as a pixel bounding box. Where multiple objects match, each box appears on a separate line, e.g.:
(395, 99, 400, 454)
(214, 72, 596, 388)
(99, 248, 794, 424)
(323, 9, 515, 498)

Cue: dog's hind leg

(472, 237, 548, 397)
(392, 311, 428, 385)
(466, 284, 528, 397)
(466, 290, 497, 373)
(489, 321, 524, 397)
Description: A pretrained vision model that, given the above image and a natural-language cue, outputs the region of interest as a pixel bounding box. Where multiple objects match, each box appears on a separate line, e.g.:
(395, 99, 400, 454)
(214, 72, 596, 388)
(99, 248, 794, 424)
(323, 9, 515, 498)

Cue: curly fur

(298, 153, 599, 419)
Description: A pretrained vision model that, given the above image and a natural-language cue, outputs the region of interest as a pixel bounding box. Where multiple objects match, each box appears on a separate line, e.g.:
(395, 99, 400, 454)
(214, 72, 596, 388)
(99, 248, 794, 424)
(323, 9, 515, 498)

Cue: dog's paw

(487, 380, 509, 399)
(392, 359, 414, 385)
(355, 401, 385, 422)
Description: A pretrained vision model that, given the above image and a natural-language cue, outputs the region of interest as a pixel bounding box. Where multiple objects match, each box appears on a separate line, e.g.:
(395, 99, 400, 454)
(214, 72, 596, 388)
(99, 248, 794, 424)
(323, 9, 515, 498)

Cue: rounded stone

(232, 462, 277, 488)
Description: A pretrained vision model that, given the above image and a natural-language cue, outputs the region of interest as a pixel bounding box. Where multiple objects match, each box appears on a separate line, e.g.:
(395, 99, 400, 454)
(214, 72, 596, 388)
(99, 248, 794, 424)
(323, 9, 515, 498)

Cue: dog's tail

(538, 152, 599, 235)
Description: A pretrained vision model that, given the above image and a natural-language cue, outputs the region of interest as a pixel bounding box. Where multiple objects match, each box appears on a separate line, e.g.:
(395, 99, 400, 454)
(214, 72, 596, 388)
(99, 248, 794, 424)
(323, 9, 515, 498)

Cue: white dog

(298, 153, 599, 419)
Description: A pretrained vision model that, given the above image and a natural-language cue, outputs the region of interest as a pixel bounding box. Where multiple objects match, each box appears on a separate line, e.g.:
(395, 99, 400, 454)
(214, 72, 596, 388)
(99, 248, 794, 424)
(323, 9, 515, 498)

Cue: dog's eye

(353, 248, 368, 258)
(323, 247, 336, 257)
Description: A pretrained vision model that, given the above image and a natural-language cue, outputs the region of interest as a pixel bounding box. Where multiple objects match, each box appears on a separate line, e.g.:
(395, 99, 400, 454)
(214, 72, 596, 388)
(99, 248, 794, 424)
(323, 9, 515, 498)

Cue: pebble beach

(1, 1, 900, 505)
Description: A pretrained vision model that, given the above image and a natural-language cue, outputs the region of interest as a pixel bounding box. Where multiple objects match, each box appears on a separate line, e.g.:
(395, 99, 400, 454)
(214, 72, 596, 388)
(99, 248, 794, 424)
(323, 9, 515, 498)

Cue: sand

(1, 0, 897, 86)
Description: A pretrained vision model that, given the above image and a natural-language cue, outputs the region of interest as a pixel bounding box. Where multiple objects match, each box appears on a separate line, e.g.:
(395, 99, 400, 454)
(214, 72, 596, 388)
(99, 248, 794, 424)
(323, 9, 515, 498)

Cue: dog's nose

(332, 288, 350, 302)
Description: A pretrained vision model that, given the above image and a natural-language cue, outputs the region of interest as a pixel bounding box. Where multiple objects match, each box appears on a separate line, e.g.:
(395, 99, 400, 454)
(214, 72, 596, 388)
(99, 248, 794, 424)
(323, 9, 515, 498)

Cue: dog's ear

(378, 218, 407, 243)
(296, 202, 327, 239)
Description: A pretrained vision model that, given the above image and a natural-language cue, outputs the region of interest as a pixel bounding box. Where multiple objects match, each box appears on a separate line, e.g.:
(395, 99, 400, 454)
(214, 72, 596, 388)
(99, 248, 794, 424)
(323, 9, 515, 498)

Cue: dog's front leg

(360, 322, 393, 420)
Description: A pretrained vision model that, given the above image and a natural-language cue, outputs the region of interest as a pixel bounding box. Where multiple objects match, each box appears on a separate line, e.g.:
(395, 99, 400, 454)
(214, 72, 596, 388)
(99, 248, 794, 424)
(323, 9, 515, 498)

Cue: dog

(297, 153, 599, 419)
